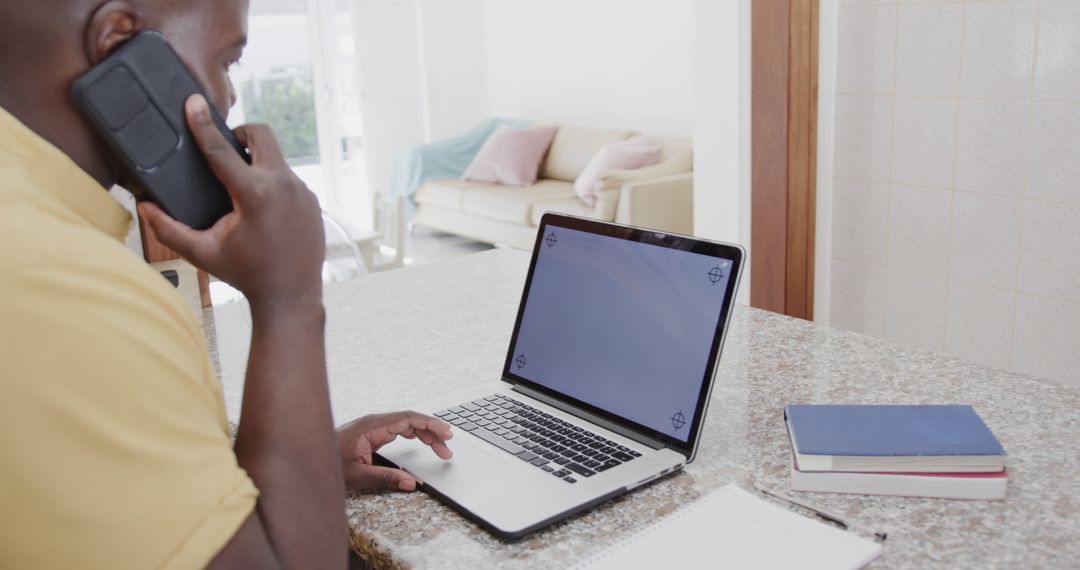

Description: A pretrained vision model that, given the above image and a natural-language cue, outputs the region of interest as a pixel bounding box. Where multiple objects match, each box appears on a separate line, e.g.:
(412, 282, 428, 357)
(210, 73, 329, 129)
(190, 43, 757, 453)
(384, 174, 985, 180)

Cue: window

(229, 0, 370, 228)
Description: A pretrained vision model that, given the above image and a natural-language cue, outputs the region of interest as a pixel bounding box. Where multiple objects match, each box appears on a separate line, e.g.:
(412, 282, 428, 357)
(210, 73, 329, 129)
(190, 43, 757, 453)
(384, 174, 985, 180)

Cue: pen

(753, 483, 889, 543)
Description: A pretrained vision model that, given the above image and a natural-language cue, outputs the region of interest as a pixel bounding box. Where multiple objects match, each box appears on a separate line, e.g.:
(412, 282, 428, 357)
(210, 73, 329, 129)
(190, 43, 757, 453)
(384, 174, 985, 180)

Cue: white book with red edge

(789, 459, 1008, 500)
(785, 405, 1007, 500)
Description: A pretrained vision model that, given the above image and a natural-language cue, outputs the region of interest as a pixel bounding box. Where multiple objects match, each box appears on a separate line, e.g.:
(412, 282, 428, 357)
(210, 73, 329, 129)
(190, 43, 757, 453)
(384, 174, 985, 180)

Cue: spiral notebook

(571, 484, 881, 570)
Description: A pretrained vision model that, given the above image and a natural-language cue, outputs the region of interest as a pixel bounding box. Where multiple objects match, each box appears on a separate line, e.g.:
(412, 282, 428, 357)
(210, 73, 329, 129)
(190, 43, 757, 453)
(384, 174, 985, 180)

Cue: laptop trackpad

(378, 435, 587, 536)
(378, 434, 512, 494)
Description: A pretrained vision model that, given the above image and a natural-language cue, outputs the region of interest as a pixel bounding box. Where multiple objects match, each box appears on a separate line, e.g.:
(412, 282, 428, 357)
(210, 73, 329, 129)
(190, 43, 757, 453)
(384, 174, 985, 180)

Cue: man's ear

(84, 0, 139, 64)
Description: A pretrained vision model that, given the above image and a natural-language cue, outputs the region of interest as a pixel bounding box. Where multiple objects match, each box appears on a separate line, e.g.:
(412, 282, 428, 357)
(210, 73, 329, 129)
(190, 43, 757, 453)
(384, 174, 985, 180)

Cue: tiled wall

(830, 0, 1080, 387)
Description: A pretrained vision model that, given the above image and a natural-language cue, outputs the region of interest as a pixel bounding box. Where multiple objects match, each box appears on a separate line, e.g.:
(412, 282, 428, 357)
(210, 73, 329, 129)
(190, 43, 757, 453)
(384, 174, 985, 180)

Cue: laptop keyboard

(434, 394, 642, 484)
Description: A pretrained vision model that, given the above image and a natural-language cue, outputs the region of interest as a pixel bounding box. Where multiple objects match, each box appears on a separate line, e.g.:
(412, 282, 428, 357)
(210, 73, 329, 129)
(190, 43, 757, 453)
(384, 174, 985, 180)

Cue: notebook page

(572, 484, 882, 570)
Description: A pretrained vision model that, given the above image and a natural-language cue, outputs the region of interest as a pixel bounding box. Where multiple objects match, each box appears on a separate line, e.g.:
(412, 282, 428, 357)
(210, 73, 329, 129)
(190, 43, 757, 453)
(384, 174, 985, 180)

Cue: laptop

(376, 213, 745, 539)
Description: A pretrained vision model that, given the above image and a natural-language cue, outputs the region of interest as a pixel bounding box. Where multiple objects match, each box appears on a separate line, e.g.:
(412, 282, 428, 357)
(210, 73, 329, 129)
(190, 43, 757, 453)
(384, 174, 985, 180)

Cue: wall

(693, 0, 753, 302)
(826, 0, 1080, 387)
(352, 0, 427, 195)
(415, 0, 489, 141)
(482, 0, 695, 138)
(814, 0, 840, 323)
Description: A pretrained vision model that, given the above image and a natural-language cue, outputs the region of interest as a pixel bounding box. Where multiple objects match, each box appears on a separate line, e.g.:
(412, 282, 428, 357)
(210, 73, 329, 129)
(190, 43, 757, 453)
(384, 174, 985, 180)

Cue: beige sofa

(412, 125, 693, 250)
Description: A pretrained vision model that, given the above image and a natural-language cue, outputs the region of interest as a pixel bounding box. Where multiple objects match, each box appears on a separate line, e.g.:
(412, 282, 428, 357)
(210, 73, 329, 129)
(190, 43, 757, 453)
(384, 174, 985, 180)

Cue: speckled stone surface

(207, 249, 1080, 569)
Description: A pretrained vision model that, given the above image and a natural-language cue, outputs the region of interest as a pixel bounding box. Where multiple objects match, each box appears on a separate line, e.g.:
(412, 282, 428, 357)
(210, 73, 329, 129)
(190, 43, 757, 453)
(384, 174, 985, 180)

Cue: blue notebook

(785, 405, 1004, 458)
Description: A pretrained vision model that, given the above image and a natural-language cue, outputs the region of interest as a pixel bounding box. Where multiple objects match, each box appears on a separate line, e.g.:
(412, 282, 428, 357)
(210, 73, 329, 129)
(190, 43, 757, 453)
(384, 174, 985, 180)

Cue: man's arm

(140, 95, 345, 569)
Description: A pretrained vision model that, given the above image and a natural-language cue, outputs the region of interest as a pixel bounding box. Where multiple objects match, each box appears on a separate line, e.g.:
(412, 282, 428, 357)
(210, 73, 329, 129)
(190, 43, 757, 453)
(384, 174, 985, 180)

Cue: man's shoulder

(1, 188, 205, 364)
(0, 183, 130, 271)
(3, 238, 201, 344)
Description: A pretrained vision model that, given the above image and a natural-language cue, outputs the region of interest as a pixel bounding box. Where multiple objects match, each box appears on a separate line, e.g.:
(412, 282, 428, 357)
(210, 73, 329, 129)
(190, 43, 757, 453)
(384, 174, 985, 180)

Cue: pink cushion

(462, 124, 558, 186)
(574, 137, 663, 207)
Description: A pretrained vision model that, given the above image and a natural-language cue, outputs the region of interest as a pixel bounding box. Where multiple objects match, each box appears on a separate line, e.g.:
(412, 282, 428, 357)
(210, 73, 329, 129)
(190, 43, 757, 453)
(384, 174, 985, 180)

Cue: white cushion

(593, 139, 694, 195)
(461, 179, 576, 225)
(414, 179, 476, 211)
(530, 196, 608, 227)
(655, 136, 694, 164)
(574, 137, 663, 207)
(540, 126, 636, 182)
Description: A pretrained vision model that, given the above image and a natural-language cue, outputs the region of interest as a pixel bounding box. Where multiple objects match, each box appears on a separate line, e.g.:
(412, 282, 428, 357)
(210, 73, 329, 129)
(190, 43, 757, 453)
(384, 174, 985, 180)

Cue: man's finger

(431, 441, 452, 460)
(411, 428, 453, 460)
(137, 202, 218, 264)
(235, 123, 285, 167)
(414, 430, 434, 445)
(384, 412, 453, 441)
(184, 95, 251, 196)
(362, 412, 452, 450)
(428, 437, 454, 460)
(344, 464, 418, 492)
(413, 428, 443, 446)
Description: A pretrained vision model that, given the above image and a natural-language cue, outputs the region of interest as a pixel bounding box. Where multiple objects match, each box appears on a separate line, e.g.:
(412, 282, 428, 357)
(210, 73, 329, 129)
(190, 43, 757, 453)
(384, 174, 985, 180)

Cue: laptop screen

(504, 216, 742, 449)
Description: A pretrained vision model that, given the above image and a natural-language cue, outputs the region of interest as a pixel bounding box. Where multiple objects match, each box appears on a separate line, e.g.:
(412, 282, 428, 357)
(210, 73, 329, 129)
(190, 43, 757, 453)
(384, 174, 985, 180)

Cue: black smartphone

(71, 30, 245, 230)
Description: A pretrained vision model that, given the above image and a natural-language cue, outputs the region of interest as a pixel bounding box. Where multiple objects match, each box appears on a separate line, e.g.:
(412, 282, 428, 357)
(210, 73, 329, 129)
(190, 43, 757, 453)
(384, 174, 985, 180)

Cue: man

(0, 1, 452, 568)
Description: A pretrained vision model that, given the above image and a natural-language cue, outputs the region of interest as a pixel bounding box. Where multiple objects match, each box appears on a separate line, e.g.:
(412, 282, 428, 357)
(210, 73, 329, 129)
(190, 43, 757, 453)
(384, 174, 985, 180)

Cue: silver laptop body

(377, 213, 745, 539)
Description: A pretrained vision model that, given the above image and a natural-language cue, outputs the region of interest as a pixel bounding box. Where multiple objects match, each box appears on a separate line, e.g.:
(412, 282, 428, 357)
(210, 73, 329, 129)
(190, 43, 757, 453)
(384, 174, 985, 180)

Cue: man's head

(0, 0, 249, 186)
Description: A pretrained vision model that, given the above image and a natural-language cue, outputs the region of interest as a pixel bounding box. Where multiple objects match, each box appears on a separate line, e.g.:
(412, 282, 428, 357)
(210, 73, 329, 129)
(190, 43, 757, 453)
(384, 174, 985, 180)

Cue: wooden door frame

(750, 0, 819, 320)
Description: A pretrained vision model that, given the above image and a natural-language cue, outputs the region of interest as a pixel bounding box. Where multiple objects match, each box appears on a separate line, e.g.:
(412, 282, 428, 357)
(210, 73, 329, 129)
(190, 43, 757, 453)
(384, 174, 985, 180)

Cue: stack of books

(784, 404, 1007, 500)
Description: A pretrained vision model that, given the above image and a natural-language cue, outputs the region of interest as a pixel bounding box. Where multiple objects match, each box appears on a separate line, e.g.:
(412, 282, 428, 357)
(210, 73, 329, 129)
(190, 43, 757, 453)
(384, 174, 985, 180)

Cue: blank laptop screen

(507, 224, 736, 443)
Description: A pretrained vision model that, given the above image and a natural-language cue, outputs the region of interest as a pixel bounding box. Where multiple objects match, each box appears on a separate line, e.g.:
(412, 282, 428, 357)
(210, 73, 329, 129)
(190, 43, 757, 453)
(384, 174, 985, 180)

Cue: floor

(210, 224, 495, 306)
(404, 225, 496, 266)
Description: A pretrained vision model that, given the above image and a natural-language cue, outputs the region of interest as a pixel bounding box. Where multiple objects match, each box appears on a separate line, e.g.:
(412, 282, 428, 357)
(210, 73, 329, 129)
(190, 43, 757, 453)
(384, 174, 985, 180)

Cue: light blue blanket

(388, 117, 530, 217)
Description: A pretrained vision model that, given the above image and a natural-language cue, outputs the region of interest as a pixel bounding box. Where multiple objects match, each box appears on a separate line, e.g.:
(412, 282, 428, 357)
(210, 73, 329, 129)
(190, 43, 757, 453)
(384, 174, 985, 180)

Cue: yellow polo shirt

(0, 106, 257, 568)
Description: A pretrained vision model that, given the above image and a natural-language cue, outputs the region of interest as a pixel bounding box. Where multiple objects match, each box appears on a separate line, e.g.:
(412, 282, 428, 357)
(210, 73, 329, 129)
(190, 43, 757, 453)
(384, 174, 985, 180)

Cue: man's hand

(137, 94, 325, 315)
(338, 412, 454, 492)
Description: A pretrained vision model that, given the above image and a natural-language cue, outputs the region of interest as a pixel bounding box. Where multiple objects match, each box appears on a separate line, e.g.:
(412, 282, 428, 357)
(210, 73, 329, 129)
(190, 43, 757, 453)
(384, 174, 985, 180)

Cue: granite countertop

(207, 249, 1080, 569)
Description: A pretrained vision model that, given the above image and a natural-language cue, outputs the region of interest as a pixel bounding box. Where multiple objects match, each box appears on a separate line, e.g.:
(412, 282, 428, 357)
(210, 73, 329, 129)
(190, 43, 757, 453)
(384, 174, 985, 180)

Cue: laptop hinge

(511, 385, 667, 451)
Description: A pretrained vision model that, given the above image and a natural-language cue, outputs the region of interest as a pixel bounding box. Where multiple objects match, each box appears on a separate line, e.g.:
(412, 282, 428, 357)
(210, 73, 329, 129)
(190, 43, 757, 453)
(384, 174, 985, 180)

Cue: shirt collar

(0, 104, 131, 242)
